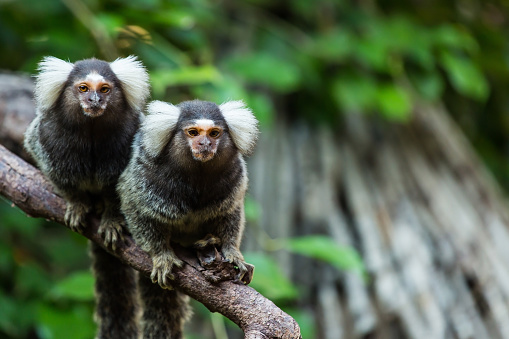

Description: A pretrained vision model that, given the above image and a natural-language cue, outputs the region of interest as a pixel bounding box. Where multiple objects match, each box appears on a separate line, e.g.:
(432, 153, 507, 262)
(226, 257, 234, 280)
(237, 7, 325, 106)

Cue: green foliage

(283, 235, 366, 276)
(0, 200, 93, 339)
(0, 0, 493, 124)
(243, 252, 299, 301)
(49, 271, 94, 302)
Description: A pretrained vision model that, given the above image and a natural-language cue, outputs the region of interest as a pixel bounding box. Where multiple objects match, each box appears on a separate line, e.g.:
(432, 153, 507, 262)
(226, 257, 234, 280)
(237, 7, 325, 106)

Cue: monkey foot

(65, 201, 90, 232)
(151, 251, 184, 289)
(98, 217, 125, 250)
(193, 234, 221, 249)
(221, 246, 249, 283)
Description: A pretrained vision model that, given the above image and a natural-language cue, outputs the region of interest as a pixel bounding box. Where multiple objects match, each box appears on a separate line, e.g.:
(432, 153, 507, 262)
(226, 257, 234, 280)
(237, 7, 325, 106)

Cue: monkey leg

(90, 242, 139, 339)
(193, 234, 221, 249)
(138, 275, 191, 339)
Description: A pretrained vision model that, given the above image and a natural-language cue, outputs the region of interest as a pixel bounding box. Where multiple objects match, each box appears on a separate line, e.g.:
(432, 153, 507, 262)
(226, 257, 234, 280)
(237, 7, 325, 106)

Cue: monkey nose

(88, 92, 101, 103)
(199, 138, 211, 146)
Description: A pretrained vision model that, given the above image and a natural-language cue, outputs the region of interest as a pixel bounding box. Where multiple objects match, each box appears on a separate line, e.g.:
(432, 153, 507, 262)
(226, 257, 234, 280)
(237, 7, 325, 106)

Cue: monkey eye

(209, 129, 221, 138)
(78, 85, 89, 92)
(187, 129, 199, 137)
(100, 86, 110, 93)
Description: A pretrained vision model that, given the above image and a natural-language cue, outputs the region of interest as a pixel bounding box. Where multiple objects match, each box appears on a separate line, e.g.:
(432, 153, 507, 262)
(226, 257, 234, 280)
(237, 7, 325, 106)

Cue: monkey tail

(138, 275, 192, 339)
(90, 242, 140, 339)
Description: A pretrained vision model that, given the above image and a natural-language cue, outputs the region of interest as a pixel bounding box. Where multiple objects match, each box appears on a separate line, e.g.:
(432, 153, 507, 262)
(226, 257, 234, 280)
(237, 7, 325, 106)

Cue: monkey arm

(208, 205, 249, 279)
(124, 213, 184, 288)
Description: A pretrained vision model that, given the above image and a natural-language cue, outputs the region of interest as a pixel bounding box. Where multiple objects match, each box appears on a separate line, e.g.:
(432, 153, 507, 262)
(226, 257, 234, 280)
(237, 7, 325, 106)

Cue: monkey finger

(110, 231, 118, 249)
(161, 272, 168, 287)
(150, 269, 158, 283)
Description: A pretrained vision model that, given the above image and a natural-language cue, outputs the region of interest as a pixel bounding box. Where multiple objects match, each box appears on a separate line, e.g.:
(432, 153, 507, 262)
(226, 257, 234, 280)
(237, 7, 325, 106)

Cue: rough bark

(0, 73, 301, 339)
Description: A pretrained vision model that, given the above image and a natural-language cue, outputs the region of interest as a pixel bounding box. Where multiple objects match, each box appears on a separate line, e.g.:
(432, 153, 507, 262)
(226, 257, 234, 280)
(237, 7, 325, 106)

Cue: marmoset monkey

(117, 99, 259, 338)
(24, 56, 150, 339)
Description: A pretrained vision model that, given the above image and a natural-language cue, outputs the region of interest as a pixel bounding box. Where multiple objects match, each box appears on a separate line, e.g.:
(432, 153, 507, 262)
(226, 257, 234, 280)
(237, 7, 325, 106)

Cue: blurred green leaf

(49, 271, 94, 301)
(152, 9, 196, 29)
(150, 65, 221, 97)
(16, 263, 53, 297)
(283, 235, 365, 275)
(375, 84, 413, 121)
(244, 197, 261, 222)
(284, 308, 316, 339)
(224, 52, 301, 92)
(308, 29, 353, 61)
(434, 24, 479, 52)
(440, 52, 489, 100)
(243, 252, 299, 301)
(244, 92, 275, 128)
(354, 38, 389, 71)
(95, 13, 125, 37)
(0, 202, 43, 238)
(332, 73, 377, 112)
(36, 303, 94, 339)
(409, 71, 444, 101)
(0, 292, 36, 338)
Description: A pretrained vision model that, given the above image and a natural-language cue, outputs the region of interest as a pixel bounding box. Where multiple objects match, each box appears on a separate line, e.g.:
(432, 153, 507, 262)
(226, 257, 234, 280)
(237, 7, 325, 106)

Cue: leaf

(284, 308, 316, 339)
(224, 52, 301, 92)
(409, 71, 444, 101)
(150, 65, 221, 97)
(244, 196, 261, 222)
(36, 303, 94, 339)
(283, 235, 365, 275)
(434, 24, 479, 52)
(354, 38, 389, 71)
(0, 292, 36, 337)
(49, 271, 94, 301)
(307, 29, 353, 61)
(16, 263, 53, 296)
(332, 73, 377, 113)
(244, 92, 275, 128)
(440, 52, 489, 100)
(375, 84, 413, 121)
(243, 252, 298, 301)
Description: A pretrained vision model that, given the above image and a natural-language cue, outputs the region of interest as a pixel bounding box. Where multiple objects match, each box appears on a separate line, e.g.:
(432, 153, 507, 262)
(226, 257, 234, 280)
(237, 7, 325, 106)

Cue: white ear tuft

(110, 55, 150, 111)
(219, 100, 259, 156)
(142, 101, 181, 157)
(35, 56, 74, 111)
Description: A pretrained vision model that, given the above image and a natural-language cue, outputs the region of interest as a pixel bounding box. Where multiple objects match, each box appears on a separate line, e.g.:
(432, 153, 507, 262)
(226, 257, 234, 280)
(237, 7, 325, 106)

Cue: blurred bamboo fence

(245, 103, 509, 339)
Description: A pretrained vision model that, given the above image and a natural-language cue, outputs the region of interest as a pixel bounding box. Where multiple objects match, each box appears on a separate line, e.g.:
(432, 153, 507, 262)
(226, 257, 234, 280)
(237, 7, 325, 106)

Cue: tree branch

(0, 144, 301, 339)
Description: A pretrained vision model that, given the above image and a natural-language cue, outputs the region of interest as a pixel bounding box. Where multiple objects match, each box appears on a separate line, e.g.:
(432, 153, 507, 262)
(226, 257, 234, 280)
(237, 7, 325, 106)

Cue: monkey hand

(221, 246, 248, 282)
(65, 201, 91, 232)
(98, 217, 125, 250)
(150, 250, 184, 289)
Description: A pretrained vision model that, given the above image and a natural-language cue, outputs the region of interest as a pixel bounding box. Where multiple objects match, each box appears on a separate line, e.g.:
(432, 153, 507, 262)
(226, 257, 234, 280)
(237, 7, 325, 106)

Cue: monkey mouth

(82, 106, 106, 118)
(83, 107, 104, 118)
(192, 150, 215, 162)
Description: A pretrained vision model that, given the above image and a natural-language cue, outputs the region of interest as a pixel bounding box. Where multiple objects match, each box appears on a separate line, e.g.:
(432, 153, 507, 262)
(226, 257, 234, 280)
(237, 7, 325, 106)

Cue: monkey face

(74, 72, 115, 117)
(183, 119, 223, 162)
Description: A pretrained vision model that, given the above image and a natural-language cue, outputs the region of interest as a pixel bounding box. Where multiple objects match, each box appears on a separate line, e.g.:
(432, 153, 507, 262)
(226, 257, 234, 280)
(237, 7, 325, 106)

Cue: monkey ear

(141, 101, 181, 157)
(110, 55, 150, 111)
(219, 100, 259, 156)
(35, 56, 74, 112)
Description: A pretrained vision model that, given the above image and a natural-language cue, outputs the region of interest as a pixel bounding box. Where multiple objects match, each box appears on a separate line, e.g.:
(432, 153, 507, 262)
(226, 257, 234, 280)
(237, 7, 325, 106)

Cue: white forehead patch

(86, 72, 105, 83)
(193, 119, 215, 129)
